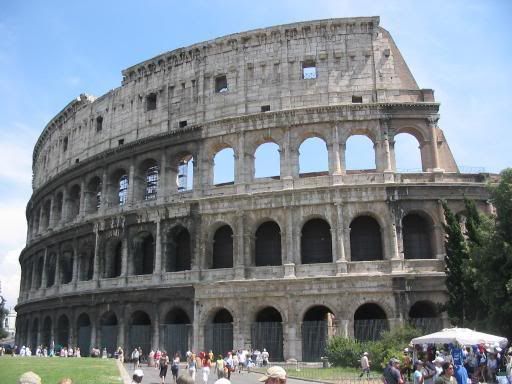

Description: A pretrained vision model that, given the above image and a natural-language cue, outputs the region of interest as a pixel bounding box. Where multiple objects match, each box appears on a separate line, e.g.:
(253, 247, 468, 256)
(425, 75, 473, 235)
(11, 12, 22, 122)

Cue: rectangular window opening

(352, 95, 363, 103)
(261, 105, 271, 112)
(179, 120, 188, 128)
(215, 75, 228, 93)
(118, 139, 124, 146)
(146, 93, 157, 111)
(63, 137, 68, 152)
(302, 61, 317, 79)
(96, 116, 103, 132)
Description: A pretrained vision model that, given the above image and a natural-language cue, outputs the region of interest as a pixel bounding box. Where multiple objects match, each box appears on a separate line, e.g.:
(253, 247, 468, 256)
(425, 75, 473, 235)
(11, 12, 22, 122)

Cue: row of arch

(29, 130, 425, 240)
(21, 212, 434, 291)
(17, 300, 440, 361)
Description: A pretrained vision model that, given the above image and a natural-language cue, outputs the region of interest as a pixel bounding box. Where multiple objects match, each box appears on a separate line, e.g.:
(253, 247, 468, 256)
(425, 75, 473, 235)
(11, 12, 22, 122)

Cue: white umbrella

(411, 327, 508, 348)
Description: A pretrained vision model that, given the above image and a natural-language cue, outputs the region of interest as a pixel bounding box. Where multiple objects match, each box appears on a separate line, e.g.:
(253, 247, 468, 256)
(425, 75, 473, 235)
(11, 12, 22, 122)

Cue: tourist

(225, 352, 234, 380)
(383, 358, 404, 384)
(149, 349, 155, 367)
(262, 348, 269, 366)
(258, 365, 287, 383)
(402, 349, 412, 383)
(159, 351, 170, 384)
(215, 354, 225, 379)
(102, 347, 108, 358)
(360, 351, 370, 378)
(117, 346, 124, 363)
(171, 352, 180, 383)
(75, 347, 81, 358)
(435, 363, 456, 384)
(201, 351, 211, 384)
(155, 349, 162, 370)
(132, 369, 144, 384)
(18, 371, 41, 384)
(487, 352, 498, 383)
(132, 347, 140, 369)
(414, 361, 424, 384)
(176, 374, 194, 384)
(187, 352, 197, 380)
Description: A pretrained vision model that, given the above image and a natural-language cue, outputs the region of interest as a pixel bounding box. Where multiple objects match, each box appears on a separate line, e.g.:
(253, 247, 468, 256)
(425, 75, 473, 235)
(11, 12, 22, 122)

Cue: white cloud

(0, 248, 22, 309)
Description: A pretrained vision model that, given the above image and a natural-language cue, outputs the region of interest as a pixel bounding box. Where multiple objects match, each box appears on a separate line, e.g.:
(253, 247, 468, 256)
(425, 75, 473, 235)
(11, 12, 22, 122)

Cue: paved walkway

(123, 363, 321, 384)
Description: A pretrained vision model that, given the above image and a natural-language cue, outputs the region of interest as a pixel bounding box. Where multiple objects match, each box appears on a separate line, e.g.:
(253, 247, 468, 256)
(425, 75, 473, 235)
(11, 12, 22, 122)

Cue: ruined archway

(255, 221, 282, 266)
(251, 307, 283, 361)
(204, 308, 233, 355)
(302, 305, 336, 362)
(162, 308, 191, 357)
(354, 303, 389, 341)
(77, 313, 91, 356)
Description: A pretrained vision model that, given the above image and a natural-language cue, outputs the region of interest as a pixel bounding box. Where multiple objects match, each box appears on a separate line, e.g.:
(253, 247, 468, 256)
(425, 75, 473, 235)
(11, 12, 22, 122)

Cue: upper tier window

(96, 116, 103, 132)
(146, 93, 157, 111)
(303, 61, 317, 79)
(215, 75, 228, 93)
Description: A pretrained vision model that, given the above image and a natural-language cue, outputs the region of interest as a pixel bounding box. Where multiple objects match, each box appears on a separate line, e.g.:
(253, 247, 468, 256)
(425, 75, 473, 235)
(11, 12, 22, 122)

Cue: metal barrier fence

(128, 325, 151, 357)
(162, 324, 191, 357)
(204, 323, 233, 356)
(251, 322, 284, 361)
(77, 325, 91, 356)
(354, 319, 389, 342)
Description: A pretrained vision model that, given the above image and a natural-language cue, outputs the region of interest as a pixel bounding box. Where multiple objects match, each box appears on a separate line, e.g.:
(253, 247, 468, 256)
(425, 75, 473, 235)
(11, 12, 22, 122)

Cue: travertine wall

(17, 17, 489, 360)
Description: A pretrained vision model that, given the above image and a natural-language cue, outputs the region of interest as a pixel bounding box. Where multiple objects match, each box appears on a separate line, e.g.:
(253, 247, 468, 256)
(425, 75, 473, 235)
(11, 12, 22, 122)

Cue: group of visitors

(8, 344, 83, 358)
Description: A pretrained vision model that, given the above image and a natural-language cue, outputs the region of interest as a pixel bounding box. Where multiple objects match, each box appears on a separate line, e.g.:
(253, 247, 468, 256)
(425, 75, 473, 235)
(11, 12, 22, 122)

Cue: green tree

(0, 295, 8, 339)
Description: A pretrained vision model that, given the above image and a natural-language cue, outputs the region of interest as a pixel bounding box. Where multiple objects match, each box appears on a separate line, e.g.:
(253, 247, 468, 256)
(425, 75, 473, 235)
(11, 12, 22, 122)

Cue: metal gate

(77, 326, 91, 356)
(129, 325, 151, 357)
(354, 319, 389, 341)
(101, 325, 118, 355)
(162, 324, 191, 357)
(204, 323, 233, 356)
(251, 322, 283, 361)
(410, 318, 443, 334)
(302, 321, 331, 362)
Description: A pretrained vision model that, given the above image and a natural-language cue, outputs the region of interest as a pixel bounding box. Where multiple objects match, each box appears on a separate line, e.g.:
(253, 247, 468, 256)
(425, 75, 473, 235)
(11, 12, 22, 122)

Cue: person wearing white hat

(131, 369, 144, 384)
(214, 379, 231, 384)
(258, 366, 287, 383)
(360, 352, 370, 378)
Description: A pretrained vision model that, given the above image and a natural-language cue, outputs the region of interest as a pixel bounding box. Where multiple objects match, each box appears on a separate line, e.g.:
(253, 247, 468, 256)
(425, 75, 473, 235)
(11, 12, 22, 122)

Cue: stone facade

(16, 17, 491, 361)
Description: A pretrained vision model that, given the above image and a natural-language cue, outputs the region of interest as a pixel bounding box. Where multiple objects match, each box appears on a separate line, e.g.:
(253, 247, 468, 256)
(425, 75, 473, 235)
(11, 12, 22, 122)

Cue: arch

(301, 219, 332, 264)
(109, 168, 128, 206)
(350, 216, 383, 261)
(299, 137, 328, 175)
(212, 225, 233, 269)
(345, 134, 376, 171)
(103, 238, 122, 278)
(78, 245, 94, 281)
(162, 308, 191, 357)
(165, 226, 191, 272)
(394, 133, 422, 172)
(139, 158, 159, 201)
(68, 184, 81, 218)
(46, 253, 56, 287)
(205, 308, 233, 355)
(177, 154, 194, 191)
(255, 221, 282, 266)
(252, 307, 283, 361)
(35, 256, 44, 288)
(85, 176, 102, 213)
(42, 317, 52, 348)
(214, 147, 235, 185)
(100, 311, 118, 355)
(353, 303, 389, 341)
(56, 314, 70, 347)
(403, 213, 433, 259)
(76, 313, 91, 356)
(129, 310, 152, 357)
(53, 192, 63, 223)
(59, 249, 74, 284)
(132, 232, 154, 275)
(118, 174, 129, 206)
(41, 200, 51, 230)
(254, 142, 280, 179)
(408, 300, 442, 333)
(30, 318, 39, 349)
(302, 305, 336, 362)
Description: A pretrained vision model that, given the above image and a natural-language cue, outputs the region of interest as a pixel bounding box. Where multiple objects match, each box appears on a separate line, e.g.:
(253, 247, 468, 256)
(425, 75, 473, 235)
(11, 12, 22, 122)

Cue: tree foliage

(442, 168, 512, 339)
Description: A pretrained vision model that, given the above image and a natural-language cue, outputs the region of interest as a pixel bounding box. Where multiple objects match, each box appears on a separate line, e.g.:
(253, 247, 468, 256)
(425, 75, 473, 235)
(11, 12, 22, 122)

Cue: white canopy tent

(411, 327, 508, 348)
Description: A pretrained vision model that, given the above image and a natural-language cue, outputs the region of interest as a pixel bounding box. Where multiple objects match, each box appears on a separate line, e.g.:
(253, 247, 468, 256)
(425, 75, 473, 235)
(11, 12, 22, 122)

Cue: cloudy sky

(0, 0, 511, 309)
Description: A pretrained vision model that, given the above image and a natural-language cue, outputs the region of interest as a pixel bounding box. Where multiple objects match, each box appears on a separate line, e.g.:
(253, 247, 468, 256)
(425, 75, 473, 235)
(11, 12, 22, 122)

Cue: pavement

(122, 363, 322, 384)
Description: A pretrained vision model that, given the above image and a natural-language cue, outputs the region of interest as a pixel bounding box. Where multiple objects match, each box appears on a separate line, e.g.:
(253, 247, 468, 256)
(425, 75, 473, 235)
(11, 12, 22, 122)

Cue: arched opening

(251, 307, 283, 361)
(345, 135, 376, 172)
(132, 232, 154, 275)
(59, 249, 73, 284)
(24, 262, 33, 291)
(86, 176, 102, 213)
(30, 318, 39, 349)
(254, 142, 280, 179)
(46, 253, 56, 287)
(129, 311, 152, 357)
(205, 309, 233, 355)
(100, 312, 118, 355)
(354, 303, 389, 341)
(162, 308, 191, 357)
(77, 313, 91, 356)
(165, 226, 191, 272)
(177, 154, 194, 192)
(403, 213, 433, 259)
(34, 256, 44, 288)
(302, 306, 336, 362)
(41, 200, 51, 230)
(409, 301, 441, 333)
(212, 225, 233, 269)
(301, 219, 332, 264)
(53, 192, 63, 223)
(68, 184, 81, 219)
(255, 221, 282, 266)
(214, 148, 235, 185)
(140, 159, 159, 201)
(42, 317, 52, 348)
(350, 216, 383, 261)
(394, 132, 422, 172)
(56, 314, 70, 348)
(103, 238, 122, 278)
(299, 137, 328, 176)
(78, 246, 94, 281)
(118, 175, 129, 206)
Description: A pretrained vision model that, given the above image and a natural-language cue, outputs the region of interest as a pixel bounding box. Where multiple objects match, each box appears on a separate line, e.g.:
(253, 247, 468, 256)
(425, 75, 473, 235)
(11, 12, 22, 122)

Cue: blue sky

(0, 0, 511, 308)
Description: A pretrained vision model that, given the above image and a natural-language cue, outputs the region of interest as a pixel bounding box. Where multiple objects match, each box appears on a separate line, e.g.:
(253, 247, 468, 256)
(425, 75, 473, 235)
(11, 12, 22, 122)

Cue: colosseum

(16, 16, 491, 361)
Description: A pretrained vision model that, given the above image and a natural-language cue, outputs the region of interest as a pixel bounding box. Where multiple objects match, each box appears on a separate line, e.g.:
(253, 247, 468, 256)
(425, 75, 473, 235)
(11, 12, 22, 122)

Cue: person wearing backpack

(159, 351, 170, 384)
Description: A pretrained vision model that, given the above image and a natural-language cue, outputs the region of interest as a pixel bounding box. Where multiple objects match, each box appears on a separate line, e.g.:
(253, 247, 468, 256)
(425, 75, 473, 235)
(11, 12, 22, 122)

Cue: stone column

(90, 317, 97, 351)
(283, 207, 296, 278)
(93, 224, 101, 284)
(55, 250, 61, 287)
(153, 218, 162, 282)
(427, 117, 443, 172)
(38, 206, 45, 234)
(159, 150, 167, 201)
(152, 304, 160, 349)
(61, 188, 69, 222)
(121, 235, 129, 278)
(48, 197, 55, 229)
(41, 248, 48, 290)
(330, 124, 343, 175)
(118, 315, 125, 350)
(234, 211, 245, 279)
(100, 169, 108, 212)
(127, 162, 135, 206)
(79, 179, 86, 217)
(334, 202, 347, 274)
(31, 259, 37, 292)
(380, 118, 393, 172)
(192, 299, 200, 352)
(72, 238, 79, 284)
